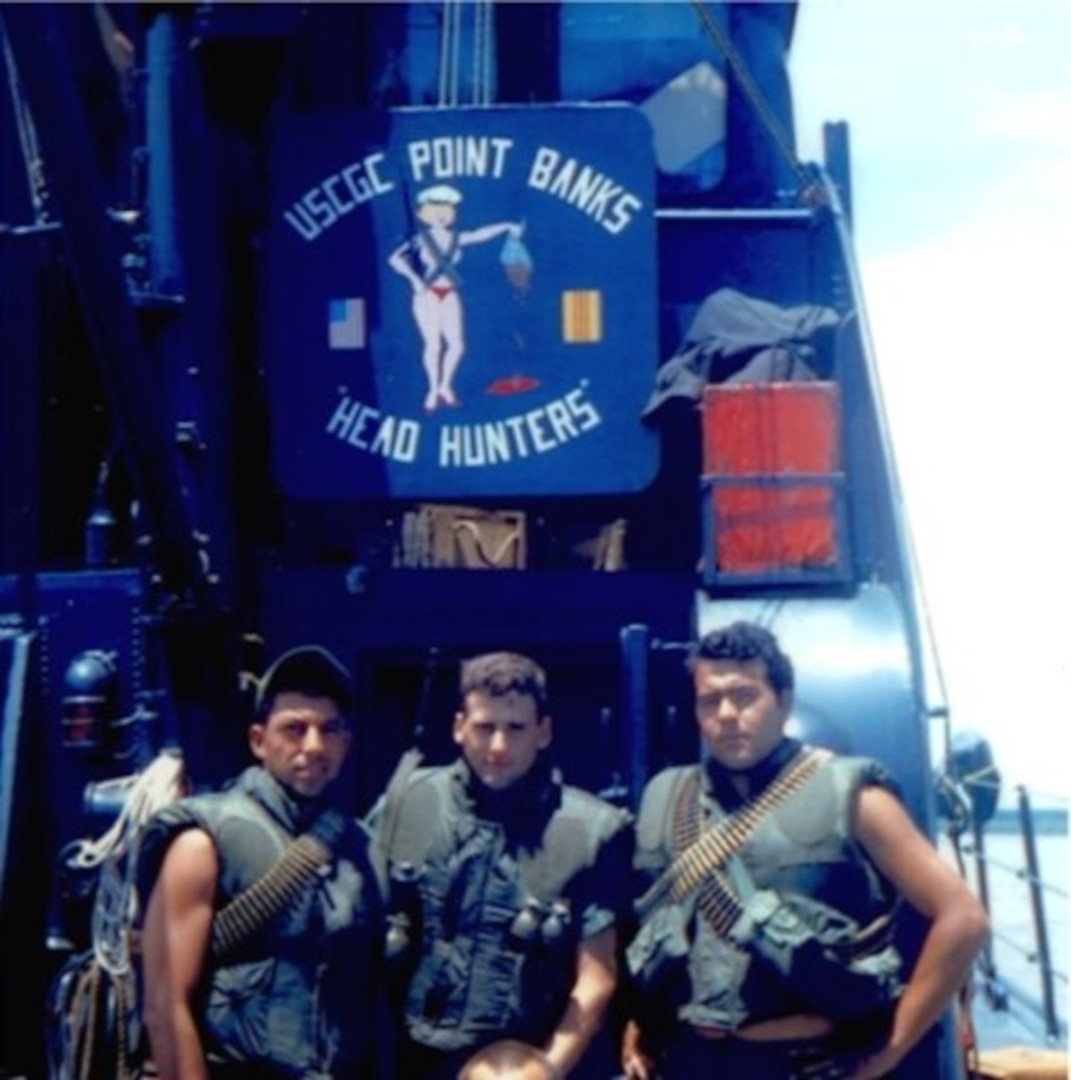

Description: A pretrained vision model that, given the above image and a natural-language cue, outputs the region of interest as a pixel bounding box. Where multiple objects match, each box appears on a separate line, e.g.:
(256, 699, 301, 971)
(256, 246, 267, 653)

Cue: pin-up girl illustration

(389, 183, 524, 411)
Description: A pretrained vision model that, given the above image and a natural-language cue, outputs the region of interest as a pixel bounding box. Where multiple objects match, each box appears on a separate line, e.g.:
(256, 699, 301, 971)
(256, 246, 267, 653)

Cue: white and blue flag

(328, 298, 365, 350)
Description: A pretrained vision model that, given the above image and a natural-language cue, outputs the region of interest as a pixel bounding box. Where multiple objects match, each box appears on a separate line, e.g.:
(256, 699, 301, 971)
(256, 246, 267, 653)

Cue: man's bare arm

(142, 828, 219, 1080)
(620, 1017, 654, 1080)
(542, 926, 617, 1078)
(850, 785, 989, 1079)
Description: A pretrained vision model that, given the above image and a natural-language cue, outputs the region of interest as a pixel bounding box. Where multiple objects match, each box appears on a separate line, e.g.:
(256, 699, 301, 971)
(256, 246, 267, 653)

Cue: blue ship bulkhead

(0, 4, 962, 1075)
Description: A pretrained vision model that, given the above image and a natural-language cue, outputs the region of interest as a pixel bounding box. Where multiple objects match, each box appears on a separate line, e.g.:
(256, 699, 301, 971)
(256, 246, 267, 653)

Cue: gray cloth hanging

(642, 287, 840, 420)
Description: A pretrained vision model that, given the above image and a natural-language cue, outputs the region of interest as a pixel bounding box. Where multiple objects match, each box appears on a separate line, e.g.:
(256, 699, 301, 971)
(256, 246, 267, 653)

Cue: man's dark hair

(690, 621, 795, 699)
(458, 1039, 557, 1079)
(255, 645, 354, 722)
(460, 652, 549, 715)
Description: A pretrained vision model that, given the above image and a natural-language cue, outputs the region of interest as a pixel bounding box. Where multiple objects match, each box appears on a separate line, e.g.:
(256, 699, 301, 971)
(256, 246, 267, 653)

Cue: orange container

(702, 382, 840, 475)
(702, 383, 842, 574)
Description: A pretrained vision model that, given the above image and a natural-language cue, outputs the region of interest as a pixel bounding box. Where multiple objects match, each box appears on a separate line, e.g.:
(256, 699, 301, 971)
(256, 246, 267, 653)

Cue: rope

(68, 751, 188, 873)
(439, 0, 494, 107)
(87, 752, 188, 981)
(51, 752, 188, 1079)
(439, 0, 460, 106)
(473, 0, 494, 106)
(2, 29, 50, 222)
(73, 961, 101, 1080)
(64, 958, 139, 1080)
(688, 0, 814, 199)
(114, 971, 132, 1080)
(453, 517, 522, 568)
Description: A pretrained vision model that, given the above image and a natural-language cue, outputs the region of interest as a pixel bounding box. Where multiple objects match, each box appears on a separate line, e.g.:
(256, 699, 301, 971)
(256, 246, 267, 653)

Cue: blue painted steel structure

(0, 3, 959, 1076)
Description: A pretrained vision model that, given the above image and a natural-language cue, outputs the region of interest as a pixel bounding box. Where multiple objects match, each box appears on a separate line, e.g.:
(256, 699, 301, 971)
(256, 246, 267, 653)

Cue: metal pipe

(620, 623, 650, 808)
(0, 4, 211, 601)
(1016, 784, 1060, 1041)
(970, 816, 1001, 995)
(144, 12, 185, 297)
(0, 34, 41, 599)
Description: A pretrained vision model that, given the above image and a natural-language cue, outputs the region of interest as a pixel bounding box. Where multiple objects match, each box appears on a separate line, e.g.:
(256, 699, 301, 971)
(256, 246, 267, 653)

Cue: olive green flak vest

(384, 759, 630, 1053)
(139, 767, 385, 1077)
(633, 750, 903, 1031)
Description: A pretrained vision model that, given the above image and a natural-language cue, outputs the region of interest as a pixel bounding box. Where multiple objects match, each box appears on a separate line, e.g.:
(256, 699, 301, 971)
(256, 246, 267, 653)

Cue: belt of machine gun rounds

(636, 747, 832, 927)
(211, 833, 333, 959)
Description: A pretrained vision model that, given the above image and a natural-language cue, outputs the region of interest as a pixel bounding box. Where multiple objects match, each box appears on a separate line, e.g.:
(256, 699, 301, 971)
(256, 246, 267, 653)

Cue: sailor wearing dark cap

(139, 645, 395, 1079)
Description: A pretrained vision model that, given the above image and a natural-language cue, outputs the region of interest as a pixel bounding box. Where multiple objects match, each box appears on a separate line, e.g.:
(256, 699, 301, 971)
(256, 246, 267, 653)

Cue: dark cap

(254, 645, 354, 717)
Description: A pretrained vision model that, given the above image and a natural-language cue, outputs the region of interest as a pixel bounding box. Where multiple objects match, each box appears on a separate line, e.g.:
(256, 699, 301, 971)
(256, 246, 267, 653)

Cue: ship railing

(953, 776, 1068, 1047)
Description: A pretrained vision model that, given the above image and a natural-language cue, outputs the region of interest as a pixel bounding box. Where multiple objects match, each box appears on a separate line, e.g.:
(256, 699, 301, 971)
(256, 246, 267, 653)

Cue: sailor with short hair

(138, 646, 394, 1079)
(622, 621, 988, 1080)
(373, 650, 633, 1080)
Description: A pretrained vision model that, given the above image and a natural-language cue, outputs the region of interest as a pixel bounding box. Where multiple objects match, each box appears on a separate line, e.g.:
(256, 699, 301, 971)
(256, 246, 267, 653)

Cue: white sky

(789, 0, 1071, 801)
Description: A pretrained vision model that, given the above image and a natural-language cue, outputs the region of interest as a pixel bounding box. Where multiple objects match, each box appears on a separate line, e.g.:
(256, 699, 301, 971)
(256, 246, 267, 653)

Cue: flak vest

(634, 750, 904, 1032)
(384, 760, 629, 1053)
(139, 767, 386, 1078)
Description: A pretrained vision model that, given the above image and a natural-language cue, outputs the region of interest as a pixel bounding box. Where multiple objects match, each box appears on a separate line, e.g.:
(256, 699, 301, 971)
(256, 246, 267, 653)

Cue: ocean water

(941, 830, 1069, 1051)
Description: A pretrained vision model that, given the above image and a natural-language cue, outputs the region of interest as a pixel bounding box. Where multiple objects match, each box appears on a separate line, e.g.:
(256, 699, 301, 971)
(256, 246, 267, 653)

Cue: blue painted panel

(694, 587, 933, 825)
(264, 105, 659, 498)
(560, 1, 728, 192)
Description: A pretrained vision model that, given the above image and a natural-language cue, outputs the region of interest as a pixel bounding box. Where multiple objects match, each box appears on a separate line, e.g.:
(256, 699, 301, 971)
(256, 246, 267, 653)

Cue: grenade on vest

(509, 898, 571, 951)
(386, 861, 423, 961)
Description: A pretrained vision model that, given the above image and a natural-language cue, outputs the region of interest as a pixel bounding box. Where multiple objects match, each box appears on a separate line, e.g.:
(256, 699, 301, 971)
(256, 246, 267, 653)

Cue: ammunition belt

(636, 747, 830, 920)
(211, 833, 333, 959)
